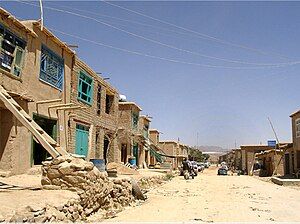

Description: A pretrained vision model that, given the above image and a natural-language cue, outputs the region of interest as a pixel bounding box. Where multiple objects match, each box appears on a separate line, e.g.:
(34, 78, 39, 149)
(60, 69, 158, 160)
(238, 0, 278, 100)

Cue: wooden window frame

(39, 45, 64, 90)
(77, 70, 93, 105)
(0, 23, 26, 78)
(296, 118, 300, 138)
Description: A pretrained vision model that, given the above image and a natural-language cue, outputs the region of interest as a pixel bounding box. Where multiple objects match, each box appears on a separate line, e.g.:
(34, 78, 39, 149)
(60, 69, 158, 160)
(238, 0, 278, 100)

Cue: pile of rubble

(41, 156, 136, 218)
(3, 155, 171, 222)
(9, 198, 82, 222)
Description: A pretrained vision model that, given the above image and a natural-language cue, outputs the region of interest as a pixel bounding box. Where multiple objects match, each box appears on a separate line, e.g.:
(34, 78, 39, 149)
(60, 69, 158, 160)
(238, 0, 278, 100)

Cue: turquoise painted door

(133, 143, 138, 166)
(75, 124, 89, 157)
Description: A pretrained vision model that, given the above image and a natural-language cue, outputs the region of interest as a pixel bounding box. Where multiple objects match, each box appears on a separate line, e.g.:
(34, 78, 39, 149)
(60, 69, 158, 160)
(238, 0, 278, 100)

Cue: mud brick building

(234, 148, 242, 170)
(138, 115, 151, 167)
(240, 145, 274, 174)
(0, 10, 74, 174)
(282, 143, 294, 176)
(68, 58, 119, 164)
(118, 101, 143, 166)
(177, 143, 189, 166)
(219, 150, 235, 167)
(149, 129, 160, 166)
(158, 140, 188, 169)
(256, 149, 285, 176)
(289, 110, 300, 175)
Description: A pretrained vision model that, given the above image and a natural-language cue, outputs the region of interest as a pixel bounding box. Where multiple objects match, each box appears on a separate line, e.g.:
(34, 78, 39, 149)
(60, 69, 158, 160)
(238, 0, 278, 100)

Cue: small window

(78, 71, 93, 105)
(105, 93, 114, 114)
(143, 124, 149, 138)
(132, 112, 139, 130)
(97, 84, 101, 115)
(0, 23, 26, 77)
(296, 119, 300, 138)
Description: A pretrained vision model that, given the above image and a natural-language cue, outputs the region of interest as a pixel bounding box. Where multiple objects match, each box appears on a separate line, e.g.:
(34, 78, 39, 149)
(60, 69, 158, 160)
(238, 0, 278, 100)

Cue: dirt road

(109, 166, 300, 222)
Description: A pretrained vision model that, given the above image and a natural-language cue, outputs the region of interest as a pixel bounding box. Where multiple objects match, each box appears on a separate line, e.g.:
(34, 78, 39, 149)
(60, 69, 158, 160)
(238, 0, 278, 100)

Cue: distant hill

(196, 146, 228, 154)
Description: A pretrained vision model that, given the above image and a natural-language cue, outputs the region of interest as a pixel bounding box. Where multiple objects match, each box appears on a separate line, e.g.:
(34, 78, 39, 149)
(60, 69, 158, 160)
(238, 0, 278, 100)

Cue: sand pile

(107, 162, 139, 175)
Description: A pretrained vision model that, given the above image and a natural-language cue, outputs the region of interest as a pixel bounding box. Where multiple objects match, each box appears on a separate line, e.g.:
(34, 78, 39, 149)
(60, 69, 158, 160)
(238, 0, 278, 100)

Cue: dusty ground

(2, 166, 300, 222)
(0, 168, 167, 221)
(108, 166, 300, 222)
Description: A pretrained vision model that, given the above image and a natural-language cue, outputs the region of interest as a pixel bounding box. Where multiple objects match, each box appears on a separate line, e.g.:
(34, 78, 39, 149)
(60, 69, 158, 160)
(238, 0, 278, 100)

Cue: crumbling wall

(41, 155, 136, 220)
(3, 155, 169, 222)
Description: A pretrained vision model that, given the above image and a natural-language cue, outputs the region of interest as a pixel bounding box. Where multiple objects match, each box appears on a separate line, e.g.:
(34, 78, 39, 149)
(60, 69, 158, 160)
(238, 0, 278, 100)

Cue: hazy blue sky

(2, 1, 300, 148)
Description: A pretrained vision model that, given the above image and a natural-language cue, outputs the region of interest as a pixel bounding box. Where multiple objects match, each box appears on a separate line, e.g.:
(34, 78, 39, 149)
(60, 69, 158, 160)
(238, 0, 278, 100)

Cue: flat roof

(159, 140, 178, 144)
(119, 102, 142, 111)
(149, 129, 159, 133)
(256, 149, 284, 156)
(21, 20, 75, 55)
(140, 115, 151, 122)
(0, 8, 37, 37)
(290, 109, 300, 117)
(240, 145, 271, 147)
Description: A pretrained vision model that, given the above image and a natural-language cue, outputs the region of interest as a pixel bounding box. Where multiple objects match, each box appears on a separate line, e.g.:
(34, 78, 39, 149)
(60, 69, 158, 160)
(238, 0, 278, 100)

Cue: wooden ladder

(0, 85, 68, 158)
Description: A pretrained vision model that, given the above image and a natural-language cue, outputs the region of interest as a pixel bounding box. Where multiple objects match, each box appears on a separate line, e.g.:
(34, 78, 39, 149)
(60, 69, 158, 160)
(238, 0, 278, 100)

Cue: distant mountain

(196, 146, 228, 153)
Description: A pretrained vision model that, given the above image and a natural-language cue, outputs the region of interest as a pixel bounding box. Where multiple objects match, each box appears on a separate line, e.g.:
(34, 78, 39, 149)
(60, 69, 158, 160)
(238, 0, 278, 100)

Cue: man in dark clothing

(182, 158, 190, 171)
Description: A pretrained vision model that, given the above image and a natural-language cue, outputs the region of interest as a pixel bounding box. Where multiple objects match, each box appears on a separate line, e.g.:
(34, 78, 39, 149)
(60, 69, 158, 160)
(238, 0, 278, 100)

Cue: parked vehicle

(218, 168, 228, 175)
(218, 162, 228, 175)
(204, 161, 210, 168)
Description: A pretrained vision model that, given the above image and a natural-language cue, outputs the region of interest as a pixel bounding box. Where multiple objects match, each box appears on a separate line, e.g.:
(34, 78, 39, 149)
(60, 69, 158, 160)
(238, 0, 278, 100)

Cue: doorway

(32, 115, 57, 165)
(75, 124, 89, 157)
(285, 153, 290, 175)
(145, 150, 149, 166)
(103, 136, 110, 164)
(121, 144, 127, 164)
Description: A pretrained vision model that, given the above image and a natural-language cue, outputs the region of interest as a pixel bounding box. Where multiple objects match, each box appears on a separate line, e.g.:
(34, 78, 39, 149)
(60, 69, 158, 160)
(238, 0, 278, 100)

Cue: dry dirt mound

(107, 162, 139, 175)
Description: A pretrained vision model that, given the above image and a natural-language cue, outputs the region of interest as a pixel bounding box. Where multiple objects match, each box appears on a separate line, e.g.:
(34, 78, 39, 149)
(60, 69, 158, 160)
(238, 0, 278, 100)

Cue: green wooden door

(75, 124, 89, 157)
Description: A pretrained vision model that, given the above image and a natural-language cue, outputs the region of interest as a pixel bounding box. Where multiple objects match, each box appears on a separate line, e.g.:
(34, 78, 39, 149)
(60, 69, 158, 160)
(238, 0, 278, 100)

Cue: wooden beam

(48, 103, 74, 109)
(56, 106, 82, 111)
(36, 99, 62, 104)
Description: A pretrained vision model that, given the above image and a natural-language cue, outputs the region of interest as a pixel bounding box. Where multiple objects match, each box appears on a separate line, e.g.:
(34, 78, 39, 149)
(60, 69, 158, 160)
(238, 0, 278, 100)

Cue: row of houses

(219, 110, 300, 177)
(0, 8, 188, 175)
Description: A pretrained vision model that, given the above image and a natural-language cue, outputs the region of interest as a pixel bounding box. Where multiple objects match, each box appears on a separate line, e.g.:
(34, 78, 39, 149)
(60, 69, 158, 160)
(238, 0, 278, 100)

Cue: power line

(14, 0, 300, 67)
(47, 2, 204, 39)
(48, 27, 299, 70)
(101, 0, 292, 60)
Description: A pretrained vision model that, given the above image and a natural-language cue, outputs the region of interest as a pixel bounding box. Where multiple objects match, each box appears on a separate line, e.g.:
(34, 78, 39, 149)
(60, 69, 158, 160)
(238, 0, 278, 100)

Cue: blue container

(90, 159, 106, 172)
(128, 157, 136, 166)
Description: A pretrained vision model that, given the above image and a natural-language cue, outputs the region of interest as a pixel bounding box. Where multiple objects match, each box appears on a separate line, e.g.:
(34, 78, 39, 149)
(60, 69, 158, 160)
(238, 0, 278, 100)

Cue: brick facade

(68, 58, 119, 163)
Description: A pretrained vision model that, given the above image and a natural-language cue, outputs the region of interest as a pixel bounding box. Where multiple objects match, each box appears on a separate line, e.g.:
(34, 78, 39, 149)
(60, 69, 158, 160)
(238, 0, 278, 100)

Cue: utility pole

(267, 117, 283, 176)
(39, 0, 44, 31)
(268, 117, 280, 149)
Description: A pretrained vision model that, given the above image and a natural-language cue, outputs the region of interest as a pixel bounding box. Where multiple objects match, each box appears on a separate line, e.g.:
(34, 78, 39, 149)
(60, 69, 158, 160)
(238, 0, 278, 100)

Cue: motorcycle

(183, 168, 195, 180)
